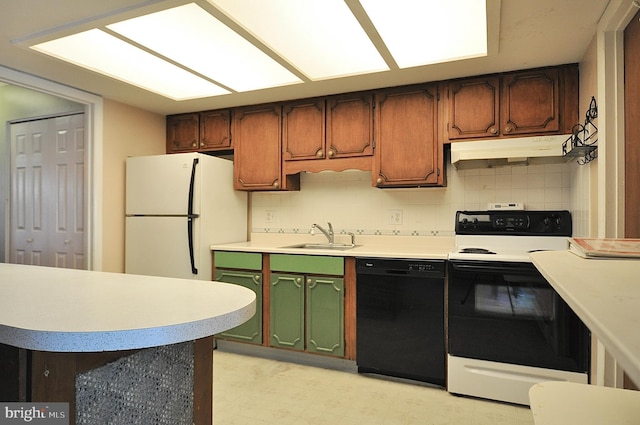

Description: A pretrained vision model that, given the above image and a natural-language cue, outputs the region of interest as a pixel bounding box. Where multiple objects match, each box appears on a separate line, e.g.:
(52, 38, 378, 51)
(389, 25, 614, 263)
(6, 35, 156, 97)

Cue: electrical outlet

(265, 210, 277, 223)
(388, 209, 403, 225)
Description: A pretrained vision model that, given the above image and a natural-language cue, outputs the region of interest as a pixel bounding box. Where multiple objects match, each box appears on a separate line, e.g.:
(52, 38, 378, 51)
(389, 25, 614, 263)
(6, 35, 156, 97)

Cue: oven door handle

(450, 262, 537, 274)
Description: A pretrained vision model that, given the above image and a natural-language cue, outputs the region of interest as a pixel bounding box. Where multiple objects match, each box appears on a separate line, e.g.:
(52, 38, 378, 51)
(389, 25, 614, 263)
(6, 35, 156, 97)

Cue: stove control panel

(455, 210, 572, 236)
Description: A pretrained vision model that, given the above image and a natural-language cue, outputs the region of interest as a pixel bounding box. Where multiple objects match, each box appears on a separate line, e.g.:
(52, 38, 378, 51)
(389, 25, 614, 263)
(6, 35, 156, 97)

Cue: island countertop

(530, 250, 640, 386)
(0, 263, 256, 352)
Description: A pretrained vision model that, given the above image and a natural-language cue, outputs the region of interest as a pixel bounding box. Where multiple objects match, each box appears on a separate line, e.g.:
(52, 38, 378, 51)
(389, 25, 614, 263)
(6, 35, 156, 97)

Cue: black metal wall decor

(563, 96, 598, 165)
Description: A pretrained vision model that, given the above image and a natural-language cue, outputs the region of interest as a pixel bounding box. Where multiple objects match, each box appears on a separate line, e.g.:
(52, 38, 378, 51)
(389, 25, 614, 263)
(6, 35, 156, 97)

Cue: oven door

(448, 260, 589, 373)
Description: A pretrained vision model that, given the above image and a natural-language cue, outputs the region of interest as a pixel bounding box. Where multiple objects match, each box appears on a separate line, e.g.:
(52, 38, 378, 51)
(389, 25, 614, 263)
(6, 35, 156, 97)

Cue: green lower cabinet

(306, 276, 344, 357)
(215, 269, 263, 344)
(270, 273, 305, 351)
(269, 273, 345, 357)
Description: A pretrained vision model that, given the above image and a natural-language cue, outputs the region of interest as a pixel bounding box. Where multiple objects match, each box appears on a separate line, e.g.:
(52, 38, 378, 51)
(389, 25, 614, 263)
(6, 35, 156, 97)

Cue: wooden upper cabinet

(281, 93, 374, 176)
(282, 99, 325, 161)
(166, 113, 199, 152)
(445, 65, 578, 142)
(502, 68, 560, 135)
(199, 109, 231, 151)
(326, 93, 374, 158)
(166, 110, 231, 153)
(282, 93, 374, 161)
(233, 104, 299, 191)
(447, 76, 500, 140)
(373, 84, 443, 188)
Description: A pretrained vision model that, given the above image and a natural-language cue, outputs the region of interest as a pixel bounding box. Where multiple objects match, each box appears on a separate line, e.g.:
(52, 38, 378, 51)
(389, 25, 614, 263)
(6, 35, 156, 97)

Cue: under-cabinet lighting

(207, 0, 390, 80)
(31, 28, 229, 100)
(360, 0, 488, 68)
(107, 3, 302, 92)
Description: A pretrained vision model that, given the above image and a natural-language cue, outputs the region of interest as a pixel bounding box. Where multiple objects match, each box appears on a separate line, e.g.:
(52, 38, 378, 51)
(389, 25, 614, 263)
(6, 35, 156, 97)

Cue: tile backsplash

(251, 154, 585, 237)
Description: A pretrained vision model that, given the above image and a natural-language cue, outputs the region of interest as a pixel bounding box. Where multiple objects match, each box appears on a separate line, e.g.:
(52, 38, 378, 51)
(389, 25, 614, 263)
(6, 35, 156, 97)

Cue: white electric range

(446, 210, 590, 406)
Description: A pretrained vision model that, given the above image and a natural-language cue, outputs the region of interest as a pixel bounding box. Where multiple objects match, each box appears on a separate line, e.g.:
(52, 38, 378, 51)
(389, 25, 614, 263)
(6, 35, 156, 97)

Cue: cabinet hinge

(437, 93, 440, 101)
(437, 168, 441, 176)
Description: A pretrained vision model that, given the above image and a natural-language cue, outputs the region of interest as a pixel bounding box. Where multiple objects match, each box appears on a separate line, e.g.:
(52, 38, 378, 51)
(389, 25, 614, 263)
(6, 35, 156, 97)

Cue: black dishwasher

(356, 258, 446, 386)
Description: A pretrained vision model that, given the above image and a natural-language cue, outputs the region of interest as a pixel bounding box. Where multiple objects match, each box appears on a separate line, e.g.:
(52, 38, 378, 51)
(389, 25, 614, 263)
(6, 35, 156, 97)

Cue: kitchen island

(0, 263, 256, 425)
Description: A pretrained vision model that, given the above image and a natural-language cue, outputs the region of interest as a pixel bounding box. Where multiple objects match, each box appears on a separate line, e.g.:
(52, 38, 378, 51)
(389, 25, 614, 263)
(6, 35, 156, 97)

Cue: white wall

(101, 98, 165, 272)
(251, 152, 577, 237)
(570, 33, 599, 238)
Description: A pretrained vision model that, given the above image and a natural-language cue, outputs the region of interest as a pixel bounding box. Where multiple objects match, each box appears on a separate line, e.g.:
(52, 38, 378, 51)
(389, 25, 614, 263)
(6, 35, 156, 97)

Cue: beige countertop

(0, 263, 256, 352)
(211, 234, 455, 259)
(531, 250, 640, 387)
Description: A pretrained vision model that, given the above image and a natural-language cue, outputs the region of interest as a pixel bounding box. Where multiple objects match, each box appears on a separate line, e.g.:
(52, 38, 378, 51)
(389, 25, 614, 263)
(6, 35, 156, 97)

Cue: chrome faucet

(311, 222, 334, 244)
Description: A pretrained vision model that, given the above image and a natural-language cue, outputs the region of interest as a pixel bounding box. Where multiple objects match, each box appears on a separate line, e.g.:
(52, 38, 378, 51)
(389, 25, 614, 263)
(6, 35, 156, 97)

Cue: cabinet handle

(307, 278, 312, 285)
(200, 142, 205, 147)
(255, 275, 261, 281)
(504, 125, 512, 133)
(296, 277, 302, 284)
(273, 180, 280, 189)
(376, 177, 383, 185)
(27, 238, 33, 243)
(191, 142, 198, 147)
(316, 150, 324, 158)
(328, 150, 335, 157)
(489, 127, 497, 134)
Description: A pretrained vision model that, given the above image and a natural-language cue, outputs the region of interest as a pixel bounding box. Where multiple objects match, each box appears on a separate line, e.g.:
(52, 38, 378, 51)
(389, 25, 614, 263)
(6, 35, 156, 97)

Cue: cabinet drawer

(214, 251, 262, 270)
(270, 254, 344, 275)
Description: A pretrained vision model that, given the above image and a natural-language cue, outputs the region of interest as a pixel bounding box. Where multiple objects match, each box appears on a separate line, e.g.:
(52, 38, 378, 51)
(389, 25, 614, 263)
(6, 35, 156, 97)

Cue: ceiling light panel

(360, 0, 488, 68)
(31, 29, 228, 100)
(208, 0, 389, 80)
(108, 3, 302, 92)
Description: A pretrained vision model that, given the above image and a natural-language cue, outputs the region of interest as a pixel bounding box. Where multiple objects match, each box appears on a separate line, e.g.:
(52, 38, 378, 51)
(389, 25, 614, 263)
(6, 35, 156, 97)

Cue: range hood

(450, 134, 572, 170)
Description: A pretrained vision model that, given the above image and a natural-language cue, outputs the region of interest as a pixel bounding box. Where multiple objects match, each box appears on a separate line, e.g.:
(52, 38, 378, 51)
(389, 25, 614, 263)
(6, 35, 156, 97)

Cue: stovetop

(449, 210, 572, 262)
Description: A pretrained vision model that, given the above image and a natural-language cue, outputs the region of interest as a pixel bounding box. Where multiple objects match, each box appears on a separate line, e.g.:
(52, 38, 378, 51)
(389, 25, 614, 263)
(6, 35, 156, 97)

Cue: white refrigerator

(125, 152, 247, 281)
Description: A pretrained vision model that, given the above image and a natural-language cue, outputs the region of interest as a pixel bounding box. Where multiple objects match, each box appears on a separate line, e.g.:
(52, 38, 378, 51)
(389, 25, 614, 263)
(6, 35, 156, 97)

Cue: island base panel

(29, 337, 213, 424)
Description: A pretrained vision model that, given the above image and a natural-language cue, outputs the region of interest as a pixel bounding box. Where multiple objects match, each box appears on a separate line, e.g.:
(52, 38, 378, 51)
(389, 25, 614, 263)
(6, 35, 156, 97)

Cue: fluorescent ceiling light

(108, 3, 302, 92)
(360, 0, 488, 68)
(27, 1, 489, 101)
(208, 0, 390, 80)
(31, 28, 228, 100)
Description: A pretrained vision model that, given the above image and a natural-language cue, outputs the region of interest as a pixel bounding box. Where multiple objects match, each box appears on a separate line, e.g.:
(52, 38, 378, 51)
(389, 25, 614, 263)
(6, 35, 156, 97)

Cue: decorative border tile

(251, 228, 455, 237)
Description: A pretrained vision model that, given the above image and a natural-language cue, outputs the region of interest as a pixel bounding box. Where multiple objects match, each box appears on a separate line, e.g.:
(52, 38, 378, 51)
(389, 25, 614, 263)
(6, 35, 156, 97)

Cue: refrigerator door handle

(188, 157, 199, 275)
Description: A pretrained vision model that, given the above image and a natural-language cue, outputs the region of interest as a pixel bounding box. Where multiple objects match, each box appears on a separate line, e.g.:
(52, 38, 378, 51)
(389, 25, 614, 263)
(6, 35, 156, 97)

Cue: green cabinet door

(214, 269, 263, 344)
(306, 276, 344, 357)
(270, 273, 305, 351)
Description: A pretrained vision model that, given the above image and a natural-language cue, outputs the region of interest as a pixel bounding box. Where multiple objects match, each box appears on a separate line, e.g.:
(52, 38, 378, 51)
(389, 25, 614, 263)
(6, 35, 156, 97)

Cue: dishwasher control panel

(356, 258, 445, 277)
(407, 262, 440, 272)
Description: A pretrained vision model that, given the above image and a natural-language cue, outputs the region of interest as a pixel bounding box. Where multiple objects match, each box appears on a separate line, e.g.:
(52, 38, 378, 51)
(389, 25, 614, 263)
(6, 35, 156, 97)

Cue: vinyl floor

(212, 350, 535, 425)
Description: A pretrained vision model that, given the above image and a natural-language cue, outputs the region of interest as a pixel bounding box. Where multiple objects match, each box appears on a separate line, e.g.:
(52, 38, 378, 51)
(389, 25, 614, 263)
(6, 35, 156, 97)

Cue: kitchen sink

(282, 243, 360, 251)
